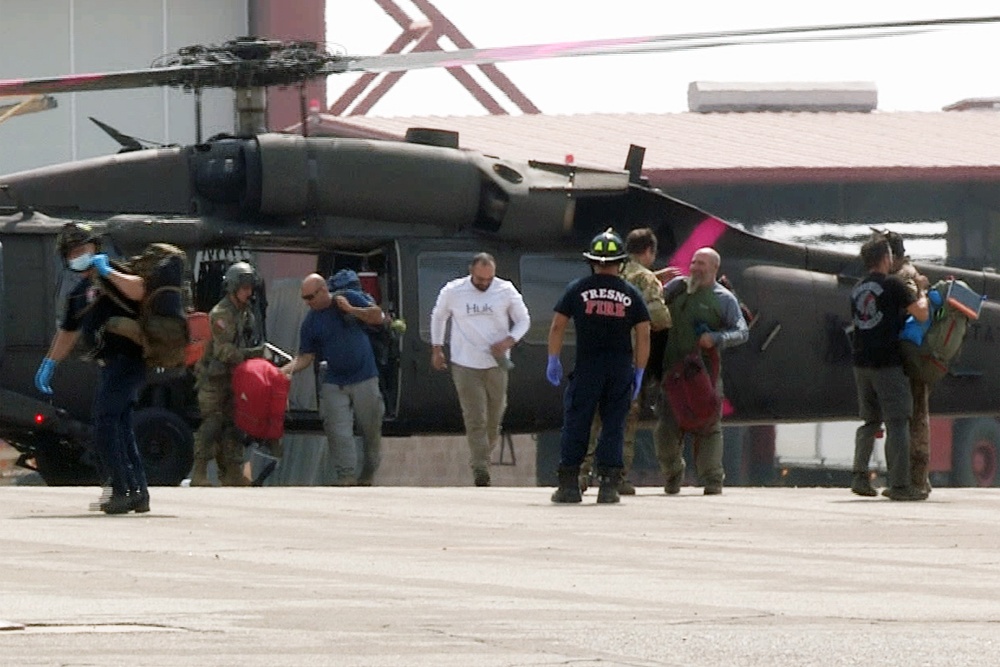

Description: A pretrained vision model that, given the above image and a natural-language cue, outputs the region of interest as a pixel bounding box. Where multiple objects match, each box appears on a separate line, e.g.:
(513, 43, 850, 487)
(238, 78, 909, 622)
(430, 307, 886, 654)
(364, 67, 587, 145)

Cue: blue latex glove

(928, 290, 943, 308)
(35, 357, 56, 395)
(91, 253, 112, 277)
(632, 368, 645, 401)
(545, 354, 563, 386)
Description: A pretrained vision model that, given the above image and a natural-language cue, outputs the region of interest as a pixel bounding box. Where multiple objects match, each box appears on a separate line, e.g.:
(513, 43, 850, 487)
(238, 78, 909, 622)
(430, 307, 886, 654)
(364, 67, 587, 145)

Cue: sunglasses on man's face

(301, 286, 324, 301)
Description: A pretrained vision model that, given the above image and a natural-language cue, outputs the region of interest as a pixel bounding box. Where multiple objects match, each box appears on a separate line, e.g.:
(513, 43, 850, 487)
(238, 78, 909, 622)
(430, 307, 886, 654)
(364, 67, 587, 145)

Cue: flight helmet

(222, 261, 258, 295)
(582, 228, 628, 263)
(56, 222, 99, 259)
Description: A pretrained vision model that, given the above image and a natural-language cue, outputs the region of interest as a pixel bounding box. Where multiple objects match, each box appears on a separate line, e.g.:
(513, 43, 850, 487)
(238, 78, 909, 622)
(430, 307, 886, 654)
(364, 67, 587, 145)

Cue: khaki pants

(653, 377, 725, 488)
(451, 364, 509, 470)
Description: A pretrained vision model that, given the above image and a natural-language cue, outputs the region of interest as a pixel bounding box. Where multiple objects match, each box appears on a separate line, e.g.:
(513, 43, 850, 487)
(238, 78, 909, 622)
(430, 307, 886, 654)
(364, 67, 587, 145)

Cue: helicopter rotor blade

(0, 15, 997, 97)
(335, 15, 1000, 74)
(0, 65, 222, 97)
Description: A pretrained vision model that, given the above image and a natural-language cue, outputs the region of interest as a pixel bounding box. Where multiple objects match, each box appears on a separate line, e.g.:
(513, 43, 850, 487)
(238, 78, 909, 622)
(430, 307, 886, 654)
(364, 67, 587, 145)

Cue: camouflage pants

(910, 378, 931, 488)
(193, 376, 242, 474)
(653, 377, 725, 488)
(582, 398, 641, 478)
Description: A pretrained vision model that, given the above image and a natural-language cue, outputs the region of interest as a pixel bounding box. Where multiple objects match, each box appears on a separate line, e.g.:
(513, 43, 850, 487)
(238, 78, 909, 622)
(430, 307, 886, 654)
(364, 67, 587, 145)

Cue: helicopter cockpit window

(519, 255, 589, 345)
(417, 252, 478, 342)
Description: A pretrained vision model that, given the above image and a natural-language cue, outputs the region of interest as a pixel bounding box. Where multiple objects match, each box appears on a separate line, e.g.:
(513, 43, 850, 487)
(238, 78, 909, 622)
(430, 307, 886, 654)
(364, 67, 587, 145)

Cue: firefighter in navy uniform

(191, 261, 265, 487)
(35, 223, 150, 514)
(546, 229, 651, 504)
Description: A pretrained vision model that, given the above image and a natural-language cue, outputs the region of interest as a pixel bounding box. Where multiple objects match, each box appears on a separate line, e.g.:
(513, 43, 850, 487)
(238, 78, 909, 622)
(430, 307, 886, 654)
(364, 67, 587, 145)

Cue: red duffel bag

(662, 348, 721, 432)
(232, 358, 290, 440)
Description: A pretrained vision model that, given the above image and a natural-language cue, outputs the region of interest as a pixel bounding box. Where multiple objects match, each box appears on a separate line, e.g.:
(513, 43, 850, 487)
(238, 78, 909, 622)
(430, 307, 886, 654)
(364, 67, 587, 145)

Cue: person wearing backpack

(34, 223, 150, 514)
(886, 231, 935, 496)
(282, 273, 387, 486)
(327, 268, 390, 485)
(653, 247, 748, 496)
(850, 234, 929, 501)
(191, 261, 265, 487)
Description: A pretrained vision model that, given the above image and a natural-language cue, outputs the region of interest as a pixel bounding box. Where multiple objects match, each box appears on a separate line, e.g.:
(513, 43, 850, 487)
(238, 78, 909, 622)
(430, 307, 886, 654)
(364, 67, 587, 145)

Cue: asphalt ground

(2, 486, 1000, 666)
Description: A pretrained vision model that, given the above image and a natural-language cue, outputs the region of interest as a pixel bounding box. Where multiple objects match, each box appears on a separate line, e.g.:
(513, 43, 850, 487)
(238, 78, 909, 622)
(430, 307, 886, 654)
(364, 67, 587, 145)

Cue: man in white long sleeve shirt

(430, 253, 530, 486)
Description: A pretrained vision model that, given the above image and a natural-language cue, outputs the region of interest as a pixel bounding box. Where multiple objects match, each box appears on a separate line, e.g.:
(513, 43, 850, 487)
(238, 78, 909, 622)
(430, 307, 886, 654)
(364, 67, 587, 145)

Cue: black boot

(551, 466, 582, 504)
(851, 472, 877, 497)
(596, 467, 623, 504)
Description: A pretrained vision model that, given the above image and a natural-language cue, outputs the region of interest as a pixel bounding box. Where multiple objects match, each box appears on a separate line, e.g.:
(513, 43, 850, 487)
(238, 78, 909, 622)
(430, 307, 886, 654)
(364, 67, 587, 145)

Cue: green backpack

(901, 278, 980, 384)
(103, 243, 193, 369)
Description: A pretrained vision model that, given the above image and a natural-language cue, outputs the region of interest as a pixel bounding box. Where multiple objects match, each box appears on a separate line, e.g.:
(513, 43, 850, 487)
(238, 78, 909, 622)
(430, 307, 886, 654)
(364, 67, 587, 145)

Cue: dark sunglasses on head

(301, 286, 323, 301)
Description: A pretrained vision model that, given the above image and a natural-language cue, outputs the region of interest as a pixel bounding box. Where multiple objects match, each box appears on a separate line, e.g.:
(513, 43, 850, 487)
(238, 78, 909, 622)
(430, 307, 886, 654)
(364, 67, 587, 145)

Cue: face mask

(68, 253, 93, 272)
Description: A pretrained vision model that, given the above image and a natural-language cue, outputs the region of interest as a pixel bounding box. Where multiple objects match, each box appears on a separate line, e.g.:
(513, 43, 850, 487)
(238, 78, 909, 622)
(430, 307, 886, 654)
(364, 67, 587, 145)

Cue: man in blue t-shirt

(546, 229, 651, 504)
(281, 273, 386, 485)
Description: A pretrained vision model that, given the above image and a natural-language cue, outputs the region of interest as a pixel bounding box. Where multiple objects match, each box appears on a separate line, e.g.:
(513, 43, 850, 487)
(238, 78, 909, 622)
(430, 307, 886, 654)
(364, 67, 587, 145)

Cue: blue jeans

(92, 353, 148, 496)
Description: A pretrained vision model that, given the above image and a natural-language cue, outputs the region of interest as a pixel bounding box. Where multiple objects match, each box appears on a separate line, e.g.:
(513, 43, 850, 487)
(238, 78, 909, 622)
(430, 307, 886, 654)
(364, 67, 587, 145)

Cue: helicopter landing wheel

(952, 418, 1000, 488)
(134, 407, 194, 487)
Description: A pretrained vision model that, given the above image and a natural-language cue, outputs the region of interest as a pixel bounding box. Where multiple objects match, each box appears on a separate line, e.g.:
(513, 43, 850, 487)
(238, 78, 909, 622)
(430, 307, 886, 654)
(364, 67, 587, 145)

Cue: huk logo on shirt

(580, 288, 632, 317)
(465, 302, 494, 315)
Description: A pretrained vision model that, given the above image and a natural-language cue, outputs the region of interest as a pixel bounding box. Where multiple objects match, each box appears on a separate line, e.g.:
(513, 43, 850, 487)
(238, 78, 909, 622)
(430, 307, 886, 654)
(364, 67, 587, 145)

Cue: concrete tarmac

(2, 486, 1000, 666)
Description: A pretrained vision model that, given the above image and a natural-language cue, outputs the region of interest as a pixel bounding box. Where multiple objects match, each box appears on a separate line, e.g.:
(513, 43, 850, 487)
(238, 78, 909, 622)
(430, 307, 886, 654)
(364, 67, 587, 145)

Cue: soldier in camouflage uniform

(191, 261, 264, 487)
(580, 228, 672, 494)
(887, 231, 933, 496)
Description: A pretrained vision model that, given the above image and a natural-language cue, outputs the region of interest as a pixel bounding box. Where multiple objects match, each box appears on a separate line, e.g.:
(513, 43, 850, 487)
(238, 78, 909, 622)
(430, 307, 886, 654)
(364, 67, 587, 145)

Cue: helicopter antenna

(87, 117, 170, 152)
(298, 82, 309, 138)
(194, 87, 203, 144)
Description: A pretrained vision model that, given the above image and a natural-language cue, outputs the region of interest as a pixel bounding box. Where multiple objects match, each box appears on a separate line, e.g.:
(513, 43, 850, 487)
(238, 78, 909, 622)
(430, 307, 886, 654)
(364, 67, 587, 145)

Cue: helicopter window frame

(416, 251, 480, 344)
(518, 254, 590, 345)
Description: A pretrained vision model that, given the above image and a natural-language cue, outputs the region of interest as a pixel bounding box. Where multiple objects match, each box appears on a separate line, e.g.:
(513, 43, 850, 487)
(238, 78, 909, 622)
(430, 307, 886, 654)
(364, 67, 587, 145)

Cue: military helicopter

(2, 16, 1000, 487)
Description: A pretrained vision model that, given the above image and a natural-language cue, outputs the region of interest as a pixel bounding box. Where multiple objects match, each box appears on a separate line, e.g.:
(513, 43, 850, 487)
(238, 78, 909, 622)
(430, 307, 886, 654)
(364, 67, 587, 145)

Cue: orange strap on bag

(184, 311, 210, 367)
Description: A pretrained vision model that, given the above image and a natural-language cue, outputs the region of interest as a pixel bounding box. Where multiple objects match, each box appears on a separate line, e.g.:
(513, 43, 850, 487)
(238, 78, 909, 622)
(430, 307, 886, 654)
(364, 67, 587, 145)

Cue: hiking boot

(473, 468, 491, 487)
(100, 495, 132, 515)
(221, 467, 250, 487)
(665, 473, 682, 495)
(595, 467, 622, 504)
(190, 459, 211, 487)
(130, 491, 150, 514)
(703, 485, 722, 496)
(551, 466, 582, 504)
(617, 478, 636, 495)
(851, 473, 878, 497)
(885, 486, 929, 502)
(357, 465, 376, 487)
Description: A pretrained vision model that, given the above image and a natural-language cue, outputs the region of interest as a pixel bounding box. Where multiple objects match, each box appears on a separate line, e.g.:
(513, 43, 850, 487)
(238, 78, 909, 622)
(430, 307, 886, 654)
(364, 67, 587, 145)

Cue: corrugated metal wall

(0, 0, 248, 174)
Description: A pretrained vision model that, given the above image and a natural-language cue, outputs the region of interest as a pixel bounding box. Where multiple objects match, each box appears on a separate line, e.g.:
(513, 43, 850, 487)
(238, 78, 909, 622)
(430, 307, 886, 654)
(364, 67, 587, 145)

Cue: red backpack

(232, 358, 290, 440)
(662, 348, 721, 432)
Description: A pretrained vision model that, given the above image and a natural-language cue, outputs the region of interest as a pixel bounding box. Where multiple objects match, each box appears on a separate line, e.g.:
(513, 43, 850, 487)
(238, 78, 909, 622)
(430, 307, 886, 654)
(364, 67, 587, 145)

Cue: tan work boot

(190, 459, 212, 487)
(221, 465, 250, 487)
(912, 464, 932, 496)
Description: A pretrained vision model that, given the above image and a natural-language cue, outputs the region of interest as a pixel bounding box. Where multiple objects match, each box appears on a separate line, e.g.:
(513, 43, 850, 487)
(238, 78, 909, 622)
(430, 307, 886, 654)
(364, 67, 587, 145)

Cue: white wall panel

(0, 0, 247, 175)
